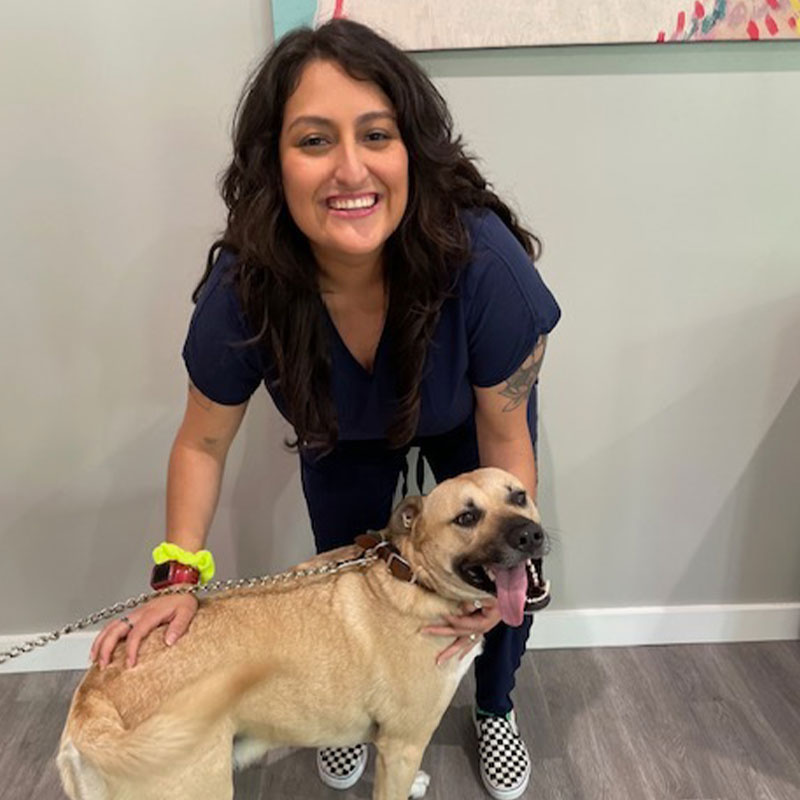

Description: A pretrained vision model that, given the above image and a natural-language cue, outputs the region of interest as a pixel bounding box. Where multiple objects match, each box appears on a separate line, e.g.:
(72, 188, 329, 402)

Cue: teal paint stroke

(272, 0, 317, 42)
(683, 0, 727, 41)
(700, 0, 727, 38)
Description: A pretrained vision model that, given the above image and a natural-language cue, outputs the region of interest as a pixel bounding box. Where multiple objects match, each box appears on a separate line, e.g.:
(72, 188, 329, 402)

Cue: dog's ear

(387, 495, 424, 537)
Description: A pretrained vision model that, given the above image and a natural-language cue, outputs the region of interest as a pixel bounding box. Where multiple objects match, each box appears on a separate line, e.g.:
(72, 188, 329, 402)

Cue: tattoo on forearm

(498, 335, 548, 412)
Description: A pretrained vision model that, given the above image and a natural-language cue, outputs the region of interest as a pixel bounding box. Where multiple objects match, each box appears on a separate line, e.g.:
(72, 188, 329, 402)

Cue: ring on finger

(119, 616, 134, 631)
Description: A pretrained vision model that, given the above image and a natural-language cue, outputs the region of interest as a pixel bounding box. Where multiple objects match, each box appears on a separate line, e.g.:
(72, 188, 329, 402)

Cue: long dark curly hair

(192, 18, 541, 456)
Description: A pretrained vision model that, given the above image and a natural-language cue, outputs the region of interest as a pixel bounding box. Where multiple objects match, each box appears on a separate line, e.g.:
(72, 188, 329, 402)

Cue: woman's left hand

(423, 600, 503, 665)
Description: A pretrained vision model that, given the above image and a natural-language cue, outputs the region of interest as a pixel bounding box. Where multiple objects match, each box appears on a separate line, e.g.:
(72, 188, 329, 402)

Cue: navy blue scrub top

(182, 208, 561, 449)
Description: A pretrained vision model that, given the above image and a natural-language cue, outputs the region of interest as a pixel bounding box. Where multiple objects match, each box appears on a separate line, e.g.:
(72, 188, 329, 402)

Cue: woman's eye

(299, 135, 328, 148)
(365, 130, 390, 142)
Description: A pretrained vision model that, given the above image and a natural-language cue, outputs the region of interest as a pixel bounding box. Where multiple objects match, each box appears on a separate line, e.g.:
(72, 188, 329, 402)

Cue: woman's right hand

(89, 592, 199, 670)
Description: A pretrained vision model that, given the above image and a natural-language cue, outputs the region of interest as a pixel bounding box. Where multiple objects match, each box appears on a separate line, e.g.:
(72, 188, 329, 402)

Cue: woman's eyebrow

(285, 110, 396, 132)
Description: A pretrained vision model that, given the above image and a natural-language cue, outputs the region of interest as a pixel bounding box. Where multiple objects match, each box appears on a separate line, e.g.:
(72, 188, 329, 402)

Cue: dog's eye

(510, 490, 527, 507)
(454, 510, 479, 527)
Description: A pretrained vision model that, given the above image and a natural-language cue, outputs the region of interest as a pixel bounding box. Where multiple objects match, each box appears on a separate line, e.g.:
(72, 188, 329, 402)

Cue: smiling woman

(90, 18, 560, 800)
(278, 59, 409, 288)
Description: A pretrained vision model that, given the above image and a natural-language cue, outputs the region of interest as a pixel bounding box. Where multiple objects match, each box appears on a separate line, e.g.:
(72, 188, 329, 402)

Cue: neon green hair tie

(152, 542, 215, 584)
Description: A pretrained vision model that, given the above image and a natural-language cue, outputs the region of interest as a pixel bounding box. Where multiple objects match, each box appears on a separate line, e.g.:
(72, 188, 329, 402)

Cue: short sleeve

(462, 210, 561, 388)
(181, 249, 265, 405)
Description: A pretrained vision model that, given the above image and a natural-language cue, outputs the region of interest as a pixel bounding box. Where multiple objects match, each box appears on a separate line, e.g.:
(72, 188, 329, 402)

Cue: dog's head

(386, 467, 548, 627)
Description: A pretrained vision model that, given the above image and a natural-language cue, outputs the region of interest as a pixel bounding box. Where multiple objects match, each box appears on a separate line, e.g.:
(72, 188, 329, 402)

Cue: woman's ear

(388, 495, 424, 537)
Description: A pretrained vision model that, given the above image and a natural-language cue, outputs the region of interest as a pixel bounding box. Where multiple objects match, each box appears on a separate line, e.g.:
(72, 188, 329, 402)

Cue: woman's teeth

(328, 194, 378, 210)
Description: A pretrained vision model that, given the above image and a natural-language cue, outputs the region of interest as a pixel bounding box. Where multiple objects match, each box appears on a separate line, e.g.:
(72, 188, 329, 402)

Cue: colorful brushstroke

(657, 0, 800, 41)
(273, 0, 800, 47)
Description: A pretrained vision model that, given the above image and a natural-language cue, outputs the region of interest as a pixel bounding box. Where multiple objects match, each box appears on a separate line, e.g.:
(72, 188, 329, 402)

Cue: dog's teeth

(484, 567, 496, 582)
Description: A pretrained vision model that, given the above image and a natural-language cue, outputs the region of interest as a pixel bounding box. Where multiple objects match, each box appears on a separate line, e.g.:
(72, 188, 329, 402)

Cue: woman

(90, 19, 560, 800)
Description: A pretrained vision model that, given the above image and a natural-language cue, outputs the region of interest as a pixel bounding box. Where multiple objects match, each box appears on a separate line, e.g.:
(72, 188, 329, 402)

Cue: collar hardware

(354, 532, 417, 585)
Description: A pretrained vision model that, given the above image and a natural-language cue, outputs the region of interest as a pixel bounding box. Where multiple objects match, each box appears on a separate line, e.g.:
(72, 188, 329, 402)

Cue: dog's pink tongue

(492, 563, 527, 627)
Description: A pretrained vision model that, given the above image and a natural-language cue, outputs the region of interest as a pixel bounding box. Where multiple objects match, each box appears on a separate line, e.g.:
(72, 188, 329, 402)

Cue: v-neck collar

(323, 305, 388, 379)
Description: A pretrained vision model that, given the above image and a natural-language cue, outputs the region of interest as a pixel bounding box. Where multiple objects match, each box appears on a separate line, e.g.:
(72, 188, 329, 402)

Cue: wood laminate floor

(0, 641, 798, 800)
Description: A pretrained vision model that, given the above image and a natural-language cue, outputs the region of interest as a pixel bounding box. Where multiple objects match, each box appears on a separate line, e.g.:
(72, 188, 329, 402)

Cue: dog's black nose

(505, 519, 545, 554)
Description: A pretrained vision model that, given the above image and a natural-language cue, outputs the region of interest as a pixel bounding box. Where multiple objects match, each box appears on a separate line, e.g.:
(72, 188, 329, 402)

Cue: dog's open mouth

(459, 558, 551, 626)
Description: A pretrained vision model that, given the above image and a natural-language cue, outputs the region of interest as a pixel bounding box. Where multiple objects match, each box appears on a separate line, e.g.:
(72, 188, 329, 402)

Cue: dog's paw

(232, 736, 270, 770)
(409, 769, 430, 798)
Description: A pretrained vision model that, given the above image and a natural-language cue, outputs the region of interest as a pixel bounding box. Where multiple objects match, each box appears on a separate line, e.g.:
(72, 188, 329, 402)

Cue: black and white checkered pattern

(316, 744, 368, 789)
(473, 709, 531, 800)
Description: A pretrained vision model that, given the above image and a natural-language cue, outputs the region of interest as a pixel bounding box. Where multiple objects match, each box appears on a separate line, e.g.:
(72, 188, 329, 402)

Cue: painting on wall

(272, 0, 800, 49)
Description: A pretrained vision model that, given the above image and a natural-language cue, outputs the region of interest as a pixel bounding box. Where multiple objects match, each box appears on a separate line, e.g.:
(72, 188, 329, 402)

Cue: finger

(437, 635, 479, 665)
(422, 625, 461, 637)
(90, 619, 120, 661)
(89, 627, 107, 661)
(441, 614, 490, 633)
(125, 618, 157, 668)
(164, 606, 194, 647)
(97, 622, 128, 669)
(446, 605, 503, 629)
(436, 640, 464, 665)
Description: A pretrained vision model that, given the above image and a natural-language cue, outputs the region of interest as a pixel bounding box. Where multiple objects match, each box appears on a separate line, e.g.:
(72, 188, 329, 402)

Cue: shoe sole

(478, 760, 531, 800)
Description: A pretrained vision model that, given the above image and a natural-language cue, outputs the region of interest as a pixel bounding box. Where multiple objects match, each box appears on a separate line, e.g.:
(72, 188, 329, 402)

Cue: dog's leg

(115, 723, 236, 800)
(372, 734, 429, 800)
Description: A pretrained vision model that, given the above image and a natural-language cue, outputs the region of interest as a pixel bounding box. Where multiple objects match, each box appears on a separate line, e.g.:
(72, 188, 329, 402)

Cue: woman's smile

(326, 192, 381, 216)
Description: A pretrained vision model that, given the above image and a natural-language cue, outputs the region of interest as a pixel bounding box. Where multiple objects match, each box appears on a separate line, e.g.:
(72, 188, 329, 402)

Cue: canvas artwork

(272, 0, 800, 48)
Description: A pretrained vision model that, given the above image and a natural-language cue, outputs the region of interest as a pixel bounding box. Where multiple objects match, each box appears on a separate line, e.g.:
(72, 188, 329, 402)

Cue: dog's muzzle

(456, 517, 552, 624)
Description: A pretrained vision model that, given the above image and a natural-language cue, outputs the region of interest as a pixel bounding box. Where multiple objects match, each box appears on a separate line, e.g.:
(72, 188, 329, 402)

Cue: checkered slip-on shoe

(473, 708, 531, 800)
(316, 744, 368, 790)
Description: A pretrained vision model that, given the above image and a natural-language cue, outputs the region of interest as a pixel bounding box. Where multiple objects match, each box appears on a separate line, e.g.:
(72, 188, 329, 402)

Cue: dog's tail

(60, 662, 267, 782)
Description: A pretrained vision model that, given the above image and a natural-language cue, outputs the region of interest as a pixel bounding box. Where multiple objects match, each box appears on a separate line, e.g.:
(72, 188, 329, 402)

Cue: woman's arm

(90, 382, 249, 668)
(166, 381, 250, 550)
(473, 335, 548, 499)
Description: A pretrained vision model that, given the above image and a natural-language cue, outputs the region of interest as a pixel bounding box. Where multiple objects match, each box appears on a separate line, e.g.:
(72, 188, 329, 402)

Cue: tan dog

(57, 467, 548, 800)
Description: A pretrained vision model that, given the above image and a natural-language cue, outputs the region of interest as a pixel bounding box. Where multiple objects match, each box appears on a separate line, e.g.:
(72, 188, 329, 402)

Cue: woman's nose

(333, 139, 369, 185)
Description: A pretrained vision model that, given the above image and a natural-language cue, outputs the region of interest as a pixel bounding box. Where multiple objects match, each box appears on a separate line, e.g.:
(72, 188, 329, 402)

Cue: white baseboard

(527, 602, 800, 650)
(1, 602, 798, 674)
(0, 632, 95, 674)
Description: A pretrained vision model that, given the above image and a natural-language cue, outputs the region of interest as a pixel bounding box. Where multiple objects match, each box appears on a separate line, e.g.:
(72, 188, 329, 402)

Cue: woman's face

(279, 59, 409, 273)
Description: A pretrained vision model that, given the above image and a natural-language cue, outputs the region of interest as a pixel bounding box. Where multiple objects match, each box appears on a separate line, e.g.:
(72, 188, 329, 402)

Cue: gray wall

(2, 2, 798, 637)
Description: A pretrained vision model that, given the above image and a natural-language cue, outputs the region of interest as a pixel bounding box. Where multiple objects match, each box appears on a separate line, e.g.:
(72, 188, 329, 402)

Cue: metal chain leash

(0, 550, 379, 666)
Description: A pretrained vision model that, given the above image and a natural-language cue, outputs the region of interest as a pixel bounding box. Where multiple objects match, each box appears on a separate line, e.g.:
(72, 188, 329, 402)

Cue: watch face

(152, 562, 171, 584)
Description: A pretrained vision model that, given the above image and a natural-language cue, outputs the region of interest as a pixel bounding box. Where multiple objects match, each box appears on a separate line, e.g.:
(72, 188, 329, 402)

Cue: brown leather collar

(354, 532, 418, 584)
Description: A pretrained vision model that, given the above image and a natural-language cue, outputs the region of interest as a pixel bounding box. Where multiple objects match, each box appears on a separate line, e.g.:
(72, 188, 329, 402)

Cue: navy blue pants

(300, 414, 533, 716)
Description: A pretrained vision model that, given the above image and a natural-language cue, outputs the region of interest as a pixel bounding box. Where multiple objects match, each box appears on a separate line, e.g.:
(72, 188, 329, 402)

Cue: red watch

(150, 560, 200, 590)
